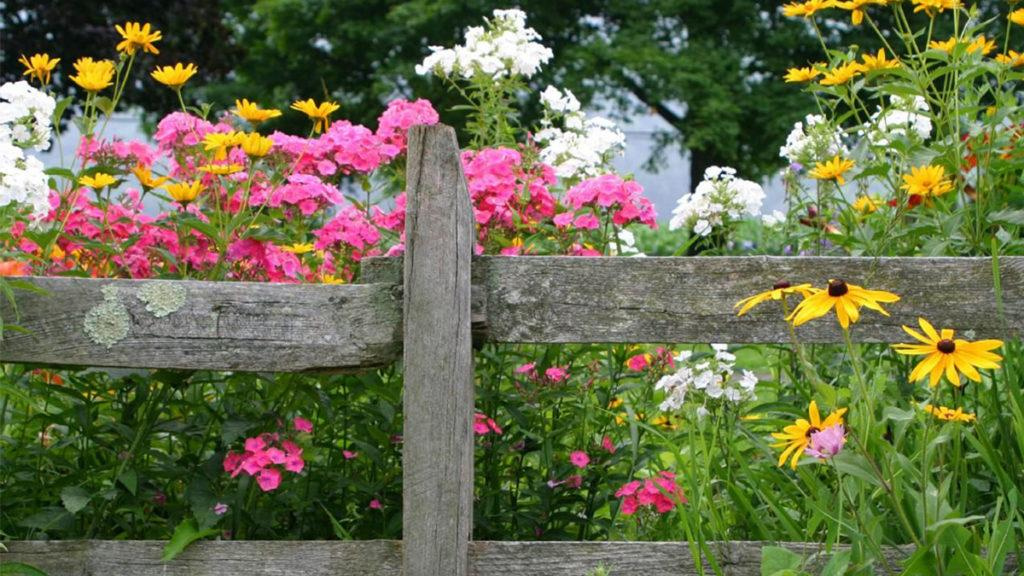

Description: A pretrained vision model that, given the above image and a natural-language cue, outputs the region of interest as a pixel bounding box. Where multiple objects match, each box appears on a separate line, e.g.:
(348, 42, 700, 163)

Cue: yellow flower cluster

(923, 405, 976, 423)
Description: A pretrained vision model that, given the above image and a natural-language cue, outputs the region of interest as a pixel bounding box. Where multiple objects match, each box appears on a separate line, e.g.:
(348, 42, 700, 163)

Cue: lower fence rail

(3, 540, 1017, 575)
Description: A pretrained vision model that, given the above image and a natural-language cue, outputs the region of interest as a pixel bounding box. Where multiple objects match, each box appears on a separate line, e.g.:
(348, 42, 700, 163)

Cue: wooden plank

(475, 256, 1024, 344)
(0, 278, 402, 371)
(4, 540, 1014, 575)
(401, 124, 475, 576)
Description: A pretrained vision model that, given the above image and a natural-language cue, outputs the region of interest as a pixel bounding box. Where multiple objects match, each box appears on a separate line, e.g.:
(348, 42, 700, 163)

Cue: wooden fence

(2, 124, 1022, 575)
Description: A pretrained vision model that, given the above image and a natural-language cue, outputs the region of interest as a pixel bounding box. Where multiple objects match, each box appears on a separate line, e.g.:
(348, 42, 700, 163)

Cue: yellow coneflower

(809, 155, 856, 185)
(69, 57, 115, 93)
(734, 281, 816, 316)
(995, 51, 1024, 67)
(928, 38, 958, 53)
(238, 132, 274, 157)
(202, 131, 242, 161)
(197, 163, 244, 175)
(115, 22, 162, 55)
(820, 61, 865, 86)
(291, 98, 340, 133)
(861, 48, 900, 71)
(151, 63, 197, 89)
(772, 401, 847, 469)
(967, 35, 996, 56)
(892, 318, 1002, 387)
(78, 172, 118, 189)
(131, 164, 168, 190)
(901, 164, 954, 197)
(784, 67, 821, 83)
(234, 99, 283, 124)
(783, 0, 838, 18)
(163, 180, 202, 205)
(787, 279, 900, 329)
(18, 53, 60, 86)
(923, 404, 976, 423)
(852, 195, 880, 214)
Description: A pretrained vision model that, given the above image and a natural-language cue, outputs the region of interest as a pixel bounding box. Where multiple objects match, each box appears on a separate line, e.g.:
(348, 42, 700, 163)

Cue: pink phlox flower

(313, 204, 381, 259)
(376, 99, 440, 153)
(565, 174, 657, 228)
(565, 474, 584, 489)
(627, 353, 650, 372)
(368, 499, 383, 510)
(213, 502, 229, 516)
(569, 450, 590, 469)
(292, 416, 313, 434)
(256, 467, 282, 492)
(601, 435, 616, 454)
(544, 366, 569, 383)
(372, 193, 406, 232)
(322, 120, 395, 173)
(342, 450, 359, 460)
(473, 412, 503, 436)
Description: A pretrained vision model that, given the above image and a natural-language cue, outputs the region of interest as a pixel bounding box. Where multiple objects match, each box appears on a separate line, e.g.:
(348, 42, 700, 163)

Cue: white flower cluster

(866, 95, 931, 146)
(669, 166, 765, 236)
(655, 345, 759, 412)
(608, 228, 645, 257)
(0, 81, 54, 152)
(415, 9, 553, 80)
(534, 86, 626, 181)
(778, 114, 847, 167)
(0, 81, 54, 220)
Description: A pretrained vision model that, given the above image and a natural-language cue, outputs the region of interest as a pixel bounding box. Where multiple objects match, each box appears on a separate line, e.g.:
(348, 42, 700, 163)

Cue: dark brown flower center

(773, 281, 792, 290)
(827, 279, 849, 297)
(805, 426, 820, 438)
(937, 339, 956, 354)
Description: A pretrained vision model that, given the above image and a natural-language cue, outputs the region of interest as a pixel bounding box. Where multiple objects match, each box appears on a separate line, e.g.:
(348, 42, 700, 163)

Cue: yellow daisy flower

(734, 281, 816, 316)
(18, 53, 60, 86)
(923, 404, 976, 423)
(911, 0, 961, 16)
(163, 180, 203, 205)
(115, 22, 162, 55)
(238, 132, 274, 158)
(69, 57, 115, 93)
(202, 131, 243, 161)
(787, 279, 900, 329)
(151, 63, 198, 89)
(131, 164, 168, 190)
(282, 243, 316, 254)
(783, 0, 838, 18)
(234, 99, 283, 124)
(79, 172, 118, 189)
(901, 164, 954, 197)
(852, 195, 880, 214)
(809, 155, 855, 185)
(291, 98, 341, 133)
(820, 61, 865, 86)
(836, 0, 887, 26)
(861, 48, 900, 71)
(1011, 9, 1024, 26)
(892, 318, 1002, 387)
(995, 51, 1024, 67)
(784, 67, 821, 83)
(197, 163, 244, 175)
(772, 401, 847, 469)
(928, 38, 958, 53)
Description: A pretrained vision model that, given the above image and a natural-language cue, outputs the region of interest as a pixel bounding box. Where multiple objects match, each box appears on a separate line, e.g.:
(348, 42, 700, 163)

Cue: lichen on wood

(83, 285, 130, 348)
(137, 283, 187, 318)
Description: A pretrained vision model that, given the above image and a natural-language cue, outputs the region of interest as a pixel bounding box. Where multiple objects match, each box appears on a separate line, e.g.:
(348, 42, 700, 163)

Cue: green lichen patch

(138, 283, 186, 318)
(83, 285, 130, 349)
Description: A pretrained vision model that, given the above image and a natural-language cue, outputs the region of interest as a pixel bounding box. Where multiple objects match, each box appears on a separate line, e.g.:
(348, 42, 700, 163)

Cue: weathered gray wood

(475, 255, 1024, 344)
(0, 278, 401, 371)
(4, 540, 1015, 575)
(402, 124, 475, 576)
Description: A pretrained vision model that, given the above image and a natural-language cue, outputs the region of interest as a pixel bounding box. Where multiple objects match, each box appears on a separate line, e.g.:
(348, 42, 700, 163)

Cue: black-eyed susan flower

(163, 180, 202, 205)
(772, 400, 847, 469)
(70, 57, 115, 93)
(115, 22, 162, 55)
(923, 404, 976, 423)
(819, 62, 865, 86)
(901, 164, 954, 197)
(784, 67, 821, 83)
(238, 132, 274, 158)
(861, 48, 900, 71)
(809, 155, 855, 185)
(18, 53, 60, 86)
(787, 279, 900, 329)
(79, 172, 117, 189)
(291, 98, 340, 133)
(734, 281, 815, 316)
(151, 63, 198, 89)
(892, 318, 1002, 387)
(234, 99, 283, 124)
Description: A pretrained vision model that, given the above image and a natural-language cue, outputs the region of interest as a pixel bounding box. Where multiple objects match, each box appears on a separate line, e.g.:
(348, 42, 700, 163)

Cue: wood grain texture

(402, 124, 475, 576)
(475, 256, 1024, 344)
(4, 540, 1014, 575)
(0, 278, 401, 371)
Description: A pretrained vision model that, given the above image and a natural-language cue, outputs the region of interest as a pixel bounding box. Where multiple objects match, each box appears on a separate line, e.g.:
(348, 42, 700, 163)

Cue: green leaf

(819, 550, 850, 576)
(162, 518, 219, 562)
(988, 209, 1024, 226)
(0, 562, 50, 576)
(60, 486, 91, 514)
(117, 469, 138, 495)
(320, 504, 353, 540)
(94, 97, 115, 116)
(761, 546, 803, 576)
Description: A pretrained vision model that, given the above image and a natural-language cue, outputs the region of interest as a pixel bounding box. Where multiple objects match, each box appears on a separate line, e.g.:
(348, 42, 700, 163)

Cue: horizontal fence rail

(9, 539, 1005, 576)
(2, 256, 1022, 371)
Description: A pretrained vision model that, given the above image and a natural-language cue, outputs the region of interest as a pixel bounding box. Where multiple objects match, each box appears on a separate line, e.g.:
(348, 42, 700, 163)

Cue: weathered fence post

(402, 124, 475, 576)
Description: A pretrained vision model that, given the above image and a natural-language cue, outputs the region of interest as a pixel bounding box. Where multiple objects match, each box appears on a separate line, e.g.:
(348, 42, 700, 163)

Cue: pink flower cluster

(473, 412, 503, 436)
(626, 347, 676, 373)
(563, 174, 657, 228)
(376, 99, 441, 152)
(515, 362, 570, 384)
(615, 471, 686, 515)
(461, 147, 556, 245)
(223, 433, 306, 492)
